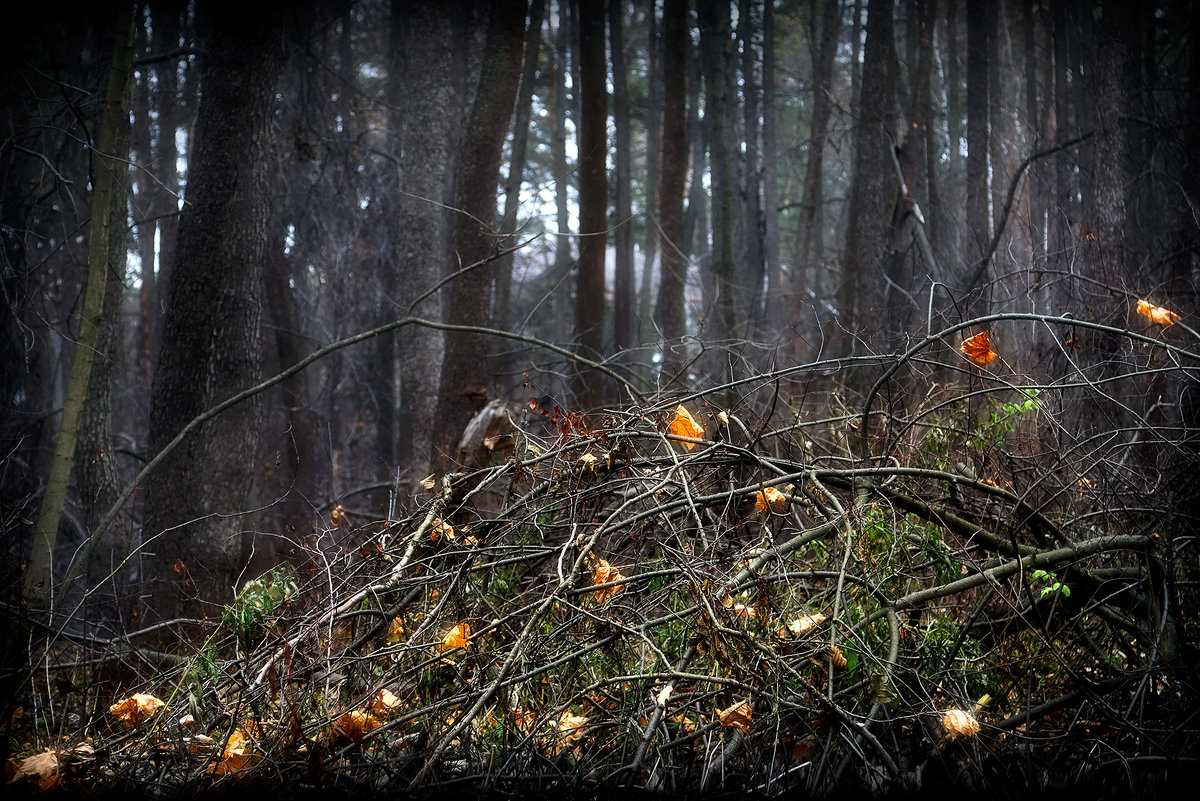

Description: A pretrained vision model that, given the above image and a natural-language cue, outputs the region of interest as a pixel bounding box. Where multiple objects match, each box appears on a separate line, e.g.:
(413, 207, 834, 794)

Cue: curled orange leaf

(109, 693, 165, 726)
(369, 688, 402, 716)
(783, 613, 825, 637)
(717, 698, 753, 732)
(591, 558, 626, 604)
(960, 331, 998, 367)
(441, 622, 470, 649)
(940, 708, 980, 739)
(755, 486, 787, 512)
(386, 616, 405, 644)
(430, 518, 455, 542)
(333, 710, 381, 746)
(1137, 299, 1180, 326)
(669, 405, 704, 449)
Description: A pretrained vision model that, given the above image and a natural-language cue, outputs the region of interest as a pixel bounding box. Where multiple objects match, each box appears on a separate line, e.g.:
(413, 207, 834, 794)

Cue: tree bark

(696, 0, 738, 383)
(572, 0, 608, 408)
(26, 3, 134, 613)
(795, 0, 840, 329)
(610, 0, 634, 356)
(390, 0, 463, 478)
(839, 0, 895, 357)
(144, 1, 283, 620)
(638, 0, 661, 347)
(432, 0, 526, 469)
(656, 0, 688, 384)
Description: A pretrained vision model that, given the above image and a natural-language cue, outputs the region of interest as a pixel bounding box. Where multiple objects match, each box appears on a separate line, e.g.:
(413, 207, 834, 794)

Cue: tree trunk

(572, 0, 608, 408)
(391, 0, 463, 478)
(432, 0, 526, 469)
(25, 4, 134, 613)
(610, 0, 634, 357)
(839, 0, 895, 357)
(494, 0, 547, 342)
(739, 0, 765, 338)
(638, 0, 661, 347)
(964, 0, 990, 315)
(795, 0, 840, 331)
(761, 0, 781, 335)
(696, 0, 738, 383)
(656, 0, 688, 384)
(144, 2, 283, 621)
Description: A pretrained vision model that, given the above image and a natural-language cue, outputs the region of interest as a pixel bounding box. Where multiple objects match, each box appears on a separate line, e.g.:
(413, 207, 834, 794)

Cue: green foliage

(222, 567, 297, 649)
(1029, 568, 1071, 599)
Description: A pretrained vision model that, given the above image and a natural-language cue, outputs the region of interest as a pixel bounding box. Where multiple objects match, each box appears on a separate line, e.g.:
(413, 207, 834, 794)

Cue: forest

(2, 0, 1198, 796)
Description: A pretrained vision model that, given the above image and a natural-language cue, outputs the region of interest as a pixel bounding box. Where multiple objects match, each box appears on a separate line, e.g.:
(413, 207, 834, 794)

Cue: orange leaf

(1137, 299, 1180, 326)
(333, 710, 381, 746)
(940, 708, 980, 739)
(369, 688, 402, 716)
(441, 622, 470, 649)
(960, 331, 998, 367)
(430, 518, 455, 542)
(717, 698, 753, 732)
(330, 504, 345, 527)
(386, 617, 405, 644)
(108, 693, 165, 726)
(669, 405, 704, 449)
(755, 486, 787, 512)
(591, 558, 625, 604)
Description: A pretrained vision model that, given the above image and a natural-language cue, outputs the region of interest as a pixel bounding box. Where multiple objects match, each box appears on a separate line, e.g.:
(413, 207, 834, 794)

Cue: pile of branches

(11, 322, 1200, 799)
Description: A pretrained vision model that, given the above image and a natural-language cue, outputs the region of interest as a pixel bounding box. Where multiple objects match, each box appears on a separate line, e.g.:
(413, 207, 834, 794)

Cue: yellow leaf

(1137, 299, 1180, 326)
(940, 708, 980, 739)
(109, 692, 165, 726)
(755, 486, 787, 512)
(369, 688, 402, 716)
(386, 617, 405, 644)
(430, 518, 455, 542)
(960, 331, 998, 367)
(669, 405, 704, 449)
(717, 698, 753, 732)
(441, 622, 470, 649)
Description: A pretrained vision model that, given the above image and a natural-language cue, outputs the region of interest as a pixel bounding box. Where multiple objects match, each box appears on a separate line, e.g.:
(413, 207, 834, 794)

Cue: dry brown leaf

(755, 486, 787, 512)
(717, 698, 753, 732)
(941, 708, 980, 739)
(329, 504, 345, 527)
(441, 622, 470, 649)
(15, 749, 60, 790)
(109, 692, 165, 726)
(579, 452, 597, 470)
(961, 331, 998, 367)
(669, 405, 704, 449)
(591, 558, 625, 604)
(369, 688, 402, 716)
